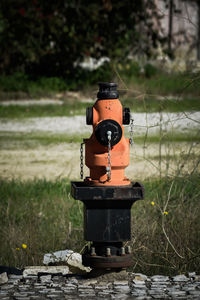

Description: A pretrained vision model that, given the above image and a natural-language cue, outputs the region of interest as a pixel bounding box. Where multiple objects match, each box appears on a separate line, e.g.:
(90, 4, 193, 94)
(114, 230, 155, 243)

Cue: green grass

(0, 132, 83, 148)
(0, 174, 199, 275)
(0, 102, 90, 118)
(122, 97, 200, 113)
(0, 179, 84, 267)
(122, 66, 200, 97)
(0, 67, 200, 98)
(0, 97, 200, 118)
(135, 73, 200, 96)
(135, 131, 200, 143)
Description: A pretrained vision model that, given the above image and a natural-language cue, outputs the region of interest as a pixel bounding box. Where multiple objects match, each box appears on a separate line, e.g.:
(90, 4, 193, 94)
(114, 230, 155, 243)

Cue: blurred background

(0, 0, 199, 276)
(0, 0, 200, 95)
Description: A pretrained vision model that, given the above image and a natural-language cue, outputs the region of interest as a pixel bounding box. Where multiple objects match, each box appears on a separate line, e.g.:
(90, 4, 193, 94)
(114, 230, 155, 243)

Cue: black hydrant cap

(97, 82, 119, 100)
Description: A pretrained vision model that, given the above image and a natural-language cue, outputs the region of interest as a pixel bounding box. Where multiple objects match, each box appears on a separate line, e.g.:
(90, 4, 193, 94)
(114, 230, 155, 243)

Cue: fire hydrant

(71, 82, 144, 269)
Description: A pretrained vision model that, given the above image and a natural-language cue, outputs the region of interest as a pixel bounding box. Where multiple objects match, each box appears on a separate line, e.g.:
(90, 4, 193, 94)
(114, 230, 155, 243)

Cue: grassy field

(0, 131, 200, 149)
(0, 125, 199, 275)
(0, 70, 199, 275)
(0, 97, 200, 119)
(0, 175, 199, 275)
(0, 67, 200, 98)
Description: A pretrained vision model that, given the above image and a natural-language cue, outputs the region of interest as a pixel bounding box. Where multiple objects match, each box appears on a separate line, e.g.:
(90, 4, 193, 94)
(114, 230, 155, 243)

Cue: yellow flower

(22, 243, 27, 249)
(16, 248, 20, 251)
(151, 201, 155, 206)
(163, 211, 168, 215)
(118, 63, 122, 70)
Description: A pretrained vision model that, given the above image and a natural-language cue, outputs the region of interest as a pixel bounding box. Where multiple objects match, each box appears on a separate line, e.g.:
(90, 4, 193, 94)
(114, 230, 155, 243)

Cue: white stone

(43, 250, 91, 274)
(113, 280, 129, 286)
(23, 266, 70, 277)
(0, 272, 8, 285)
(151, 275, 169, 282)
(172, 274, 189, 282)
(133, 279, 146, 285)
(40, 275, 52, 283)
(133, 273, 148, 281)
(188, 272, 196, 278)
(111, 294, 129, 299)
(114, 286, 130, 293)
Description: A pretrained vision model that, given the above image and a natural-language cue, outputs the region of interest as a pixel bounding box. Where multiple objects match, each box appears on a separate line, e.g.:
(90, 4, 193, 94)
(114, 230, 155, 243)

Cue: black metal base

(71, 181, 144, 202)
(71, 181, 144, 269)
(83, 253, 132, 269)
(82, 242, 132, 269)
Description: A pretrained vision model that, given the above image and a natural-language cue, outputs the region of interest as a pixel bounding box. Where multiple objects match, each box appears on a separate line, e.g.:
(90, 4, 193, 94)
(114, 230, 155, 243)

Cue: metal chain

(129, 118, 134, 146)
(106, 131, 112, 181)
(80, 142, 84, 179)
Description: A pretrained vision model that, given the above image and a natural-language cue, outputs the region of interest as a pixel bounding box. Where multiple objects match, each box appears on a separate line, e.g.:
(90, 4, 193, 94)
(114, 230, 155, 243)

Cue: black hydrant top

(97, 82, 119, 100)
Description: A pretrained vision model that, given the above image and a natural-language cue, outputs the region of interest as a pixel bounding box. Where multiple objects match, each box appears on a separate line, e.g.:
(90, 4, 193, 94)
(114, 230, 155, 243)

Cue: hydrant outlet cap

(97, 82, 119, 100)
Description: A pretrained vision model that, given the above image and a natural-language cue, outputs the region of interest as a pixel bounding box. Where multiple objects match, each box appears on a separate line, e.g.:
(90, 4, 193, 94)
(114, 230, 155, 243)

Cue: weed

(130, 174, 200, 275)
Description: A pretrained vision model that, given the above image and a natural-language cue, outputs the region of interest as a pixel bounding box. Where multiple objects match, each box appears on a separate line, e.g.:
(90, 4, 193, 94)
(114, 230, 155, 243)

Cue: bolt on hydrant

(71, 82, 144, 269)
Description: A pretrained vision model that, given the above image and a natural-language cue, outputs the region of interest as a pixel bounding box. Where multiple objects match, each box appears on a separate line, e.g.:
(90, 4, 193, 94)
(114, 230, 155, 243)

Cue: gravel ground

(0, 142, 198, 181)
(0, 112, 199, 135)
(0, 110, 199, 181)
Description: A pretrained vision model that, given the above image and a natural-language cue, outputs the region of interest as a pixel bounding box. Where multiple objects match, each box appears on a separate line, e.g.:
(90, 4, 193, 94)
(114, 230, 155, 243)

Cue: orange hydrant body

(85, 96, 131, 186)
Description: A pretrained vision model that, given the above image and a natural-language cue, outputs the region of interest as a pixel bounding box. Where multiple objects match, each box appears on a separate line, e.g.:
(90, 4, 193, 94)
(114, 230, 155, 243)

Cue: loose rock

(23, 266, 70, 277)
(172, 274, 189, 282)
(43, 250, 91, 274)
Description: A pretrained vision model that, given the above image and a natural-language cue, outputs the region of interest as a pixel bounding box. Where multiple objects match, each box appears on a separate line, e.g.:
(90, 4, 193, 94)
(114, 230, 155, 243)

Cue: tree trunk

(168, 0, 173, 56)
(197, 1, 200, 60)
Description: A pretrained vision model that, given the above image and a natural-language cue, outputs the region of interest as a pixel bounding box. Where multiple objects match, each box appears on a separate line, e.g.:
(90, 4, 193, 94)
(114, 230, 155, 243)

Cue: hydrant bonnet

(97, 82, 119, 100)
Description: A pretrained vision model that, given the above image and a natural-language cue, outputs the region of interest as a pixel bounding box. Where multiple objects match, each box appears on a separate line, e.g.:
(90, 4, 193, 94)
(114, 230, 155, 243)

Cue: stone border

(0, 271, 200, 299)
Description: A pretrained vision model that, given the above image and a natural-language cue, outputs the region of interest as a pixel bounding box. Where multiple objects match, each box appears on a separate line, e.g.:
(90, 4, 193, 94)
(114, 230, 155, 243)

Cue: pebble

(113, 280, 129, 285)
(131, 289, 147, 296)
(114, 285, 130, 293)
(0, 271, 199, 299)
(134, 273, 148, 281)
(97, 290, 113, 296)
(188, 290, 200, 296)
(188, 271, 196, 278)
(0, 284, 14, 290)
(40, 275, 52, 283)
(133, 279, 146, 284)
(172, 274, 189, 282)
(110, 294, 129, 299)
(168, 290, 187, 297)
(151, 275, 169, 282)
